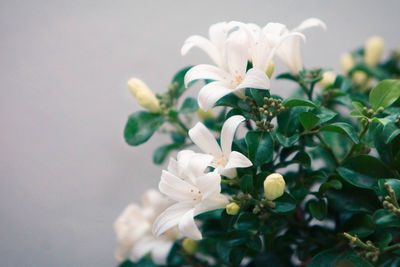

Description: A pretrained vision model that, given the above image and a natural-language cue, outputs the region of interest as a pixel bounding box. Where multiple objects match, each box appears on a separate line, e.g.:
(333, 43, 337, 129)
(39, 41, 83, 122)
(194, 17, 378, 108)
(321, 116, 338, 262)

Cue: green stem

(382, 243, 400, 253)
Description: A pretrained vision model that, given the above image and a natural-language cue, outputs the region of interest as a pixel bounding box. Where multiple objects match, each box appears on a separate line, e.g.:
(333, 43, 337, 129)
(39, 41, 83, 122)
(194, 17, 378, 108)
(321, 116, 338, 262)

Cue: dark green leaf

(313, 107, 338, 124)
(344, 213, 375, 238)
(245, 131, 273, 166)
(124, 111, 164, 146)
(171, 66, 192, 98)
(337, 155, 393, 190)
(276, 72, 298, 82)
(299, 112, 320, 130)
(153, 143, 184, 164)
(308, 199, 327, 221)
(274, 193, 297, 213)
(179, 97, 198, 113)
(240, 174, 253, 194)
(320, 122, 359, 144)
(373, 209, 400, 228)
(293, 151, 311, 169)
(308, 248, 373, 267)
(282, 98, 318, 108)
(275, 132, 299, 147)
(369, 79, 400, 111)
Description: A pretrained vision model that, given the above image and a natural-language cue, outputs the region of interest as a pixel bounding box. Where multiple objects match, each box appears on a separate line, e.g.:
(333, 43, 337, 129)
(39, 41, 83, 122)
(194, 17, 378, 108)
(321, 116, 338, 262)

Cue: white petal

(185, 153, 214, 182)
(141, 189, 165, 210)
(188, 121, 223, 158)
(152, 201, 193, 237)
(236, 68, 270, 90)
(197, 81, 233, 111)
(181, 36, 221, 66)
(293, 18, 327, 32)
(130, 236, 156, 263)
(225, 151, 253, 169)
(226, 30, 249, 77)
(276, 33, 305, 74)
(220, 167, 237, 179)
(151, 239, 174, 265)
(220, 115, 245, 156)
(159, 170, 199, 202)
(184, 64, 228, 87)
(194, 193, 229, 215)
(196, 171, 221, 200)
(178, 209, 202, 240)
(167, 157, 180, 176)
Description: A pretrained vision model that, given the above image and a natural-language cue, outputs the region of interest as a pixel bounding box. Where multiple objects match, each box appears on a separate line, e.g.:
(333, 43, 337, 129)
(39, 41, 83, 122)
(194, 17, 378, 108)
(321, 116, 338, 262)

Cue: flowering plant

(116, 19, 400, 266)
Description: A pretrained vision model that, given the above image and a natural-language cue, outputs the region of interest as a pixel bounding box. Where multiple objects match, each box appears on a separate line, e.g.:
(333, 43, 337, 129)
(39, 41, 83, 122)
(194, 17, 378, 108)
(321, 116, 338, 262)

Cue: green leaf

(344, 213, 375, 238)
(320, 122, 359, 144)
(313, 107, 338, 124)
(179, 97, 198, 113)
(275, 132, 299, 147)
(240, 174, 253, 194)
(274, 193, 297, 213)
(124, 111, 164, 146)
(352, 101, 365, 113)
(373, 209, 400, 228)
(299, 112, 320, 130)
(319, 179, 342, 195)
(337, 155, 393, 190)
(308, 199, 327, 221)
(245, 131, 273, 166)
(153, 143, 184, 164)
(369, 79, 400, 111)
(276, 72, 298, 82)
(382, 122, 400, 144)
(248, 88, 270, 106)
(293, 151, 311, 169)
(282, 98, 318, 108)
(171, 66, 192, 98)
(326, 187, 380, 213)
(308, 249, 373, 267)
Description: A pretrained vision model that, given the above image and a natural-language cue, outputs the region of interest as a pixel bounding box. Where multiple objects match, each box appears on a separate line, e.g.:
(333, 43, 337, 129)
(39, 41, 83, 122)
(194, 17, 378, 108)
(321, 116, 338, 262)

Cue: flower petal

(178, 209, 202, 240)
(181, 36, 221, 66)
(130, 236, 156, 263)
(236, 68, 270, 90)
(152, 201, 193, 237)
(194, 193, 229, 215)
(185, 153, 214, 182)
(159, 170, 199, 202)
(197, 81, 233, 111)
(220, 115, 245, 156)
(184, 64, 228, 87)
(276, 33, 305, 74)
(196, 171, 221, 200)
(293, 18, 327, 32)
(226, 30, 249, 77)
(188, 121, 223, 158)
(220, 167, 237, 179)
(225, 151, 253, 170)
(151, 239, 174, 265)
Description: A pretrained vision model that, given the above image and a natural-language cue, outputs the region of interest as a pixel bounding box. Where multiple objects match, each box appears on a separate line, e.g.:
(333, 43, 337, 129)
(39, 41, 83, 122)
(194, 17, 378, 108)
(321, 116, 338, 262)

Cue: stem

(316, 133, 340, 167)
(169, 115, 189, 135)
(343, 233, 370, 250)
(342, 121, 370, 163)
(307, 82, 316, 101)
(382, 243, 400, 253)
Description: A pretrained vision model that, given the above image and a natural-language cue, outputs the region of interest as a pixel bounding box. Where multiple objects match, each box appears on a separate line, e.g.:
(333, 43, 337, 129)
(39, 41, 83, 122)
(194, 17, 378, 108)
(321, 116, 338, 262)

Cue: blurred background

(0, 0, 399, 266)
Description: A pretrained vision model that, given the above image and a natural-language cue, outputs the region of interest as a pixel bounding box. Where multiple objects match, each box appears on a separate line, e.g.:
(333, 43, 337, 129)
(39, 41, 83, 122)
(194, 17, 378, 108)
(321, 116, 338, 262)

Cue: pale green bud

(226, 202, 240, 215)
(340, 53, 355, 73)
(318, 71, 336, 88)
(352, 71, 369, 86)
(365, 36, 384, 66)
(127, 78, 161, 113)
(266, 61, 275, 78)
(264, 173, 285, 201)
(182, 238, 198, 255)
(197, 108, 214, 120)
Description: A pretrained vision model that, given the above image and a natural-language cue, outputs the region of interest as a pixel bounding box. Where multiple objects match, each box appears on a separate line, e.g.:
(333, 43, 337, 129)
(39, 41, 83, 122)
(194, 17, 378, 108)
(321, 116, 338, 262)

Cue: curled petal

(178, 209, 202, 240)
(152, 201, 193, 237)
(197, 81, 233, 111)
(181, 35, 221, 66)
(188, 121, 223, 158)
(293, 18, 327, 32)
(220, 115, 245, 156)
(184, 64, 228, 87)
(236, 68, 270, 90)
(225, 151, 253, 170)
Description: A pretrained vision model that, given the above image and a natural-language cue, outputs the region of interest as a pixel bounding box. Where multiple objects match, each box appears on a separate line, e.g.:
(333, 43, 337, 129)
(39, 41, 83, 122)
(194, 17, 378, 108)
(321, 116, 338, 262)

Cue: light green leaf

(320, 122, 359, 144)
(124, 111, 164, 146)
(299, 112, 320, 130)
(179, 97, 199, 113)
(369, 79, 400, 111)
(282, 98, 318, 108)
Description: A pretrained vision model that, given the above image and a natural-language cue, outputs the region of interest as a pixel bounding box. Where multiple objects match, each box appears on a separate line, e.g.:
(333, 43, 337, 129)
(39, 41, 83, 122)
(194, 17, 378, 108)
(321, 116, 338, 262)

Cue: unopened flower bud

(352, 71, 368, 86)
(264, 173, 285, 201)
(365, 36, 384, 66)
(226, 202, 240, 215)
(182, 238, 198, 255)
(127, 78, 161, 113)
(197, 108, 214, 120)
(340, 53, 355, 73)
(318, 71, 336, 88)
(266, 61, 275, 78)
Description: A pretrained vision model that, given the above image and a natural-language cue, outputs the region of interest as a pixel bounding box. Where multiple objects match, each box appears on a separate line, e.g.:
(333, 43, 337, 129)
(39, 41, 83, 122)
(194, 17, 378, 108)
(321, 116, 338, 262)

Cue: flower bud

(318, 71, 336, 88)
(127, 78, 161, 113)
(264, 173, 285, 201)
(340, 53, 355, 73)
(182, 238, 198, 255)
(266, 61, 275, 78)
(226, 202, 240, 215)
(352, 71, 368, 86)
(365, 36, 384, 66)
(197, 108, 214, 120)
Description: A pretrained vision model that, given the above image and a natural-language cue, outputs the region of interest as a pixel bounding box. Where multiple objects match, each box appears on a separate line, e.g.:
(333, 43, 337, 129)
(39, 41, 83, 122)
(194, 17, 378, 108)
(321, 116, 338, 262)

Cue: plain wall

(0, 0, 399, 266)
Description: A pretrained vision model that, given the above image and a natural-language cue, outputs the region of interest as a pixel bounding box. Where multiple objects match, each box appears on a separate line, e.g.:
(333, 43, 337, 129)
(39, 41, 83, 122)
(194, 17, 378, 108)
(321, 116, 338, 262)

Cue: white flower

(273, 18, 326, 75)
(114, 190, 178, 265)
(188, 115, 252, 178)
(184, 29, 270, 111)
(153, 151, 229, 240)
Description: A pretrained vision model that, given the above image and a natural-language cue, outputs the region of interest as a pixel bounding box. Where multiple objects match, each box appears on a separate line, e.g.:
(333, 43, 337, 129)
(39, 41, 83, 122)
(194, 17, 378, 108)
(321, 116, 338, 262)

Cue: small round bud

(259, 107, 264, 112)
(377, 106, 384, 113)
(264, 173, 285, 201)
(182, 238, 198, 255)
(226, 202, 240, 215)
(365, 36, 384, 66)
(318, 71, 336, 88)
(352, 71, 368, 86)
(127, 78, 161, 113)
(340, 53, 355, 73)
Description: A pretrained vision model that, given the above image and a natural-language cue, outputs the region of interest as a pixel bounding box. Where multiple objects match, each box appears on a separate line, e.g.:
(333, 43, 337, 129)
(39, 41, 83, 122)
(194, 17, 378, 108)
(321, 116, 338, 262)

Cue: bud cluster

(344, 232, 379, 263)
(357, 247, 379, 263)
(158, 81, 180, 111)
(382, 183, 400, 215)
(361, 106, 384, 118)
(255, 97, 287, 131)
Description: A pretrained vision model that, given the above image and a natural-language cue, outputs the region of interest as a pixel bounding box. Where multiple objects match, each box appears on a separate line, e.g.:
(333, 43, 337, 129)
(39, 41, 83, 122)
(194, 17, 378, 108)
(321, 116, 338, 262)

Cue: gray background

(1, 0, 399, 266)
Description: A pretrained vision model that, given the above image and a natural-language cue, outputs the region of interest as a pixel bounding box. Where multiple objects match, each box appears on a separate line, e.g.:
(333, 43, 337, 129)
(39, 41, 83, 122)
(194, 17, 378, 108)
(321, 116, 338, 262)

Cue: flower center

(216, 157, 227, 167)
(190, 189, 202, 203)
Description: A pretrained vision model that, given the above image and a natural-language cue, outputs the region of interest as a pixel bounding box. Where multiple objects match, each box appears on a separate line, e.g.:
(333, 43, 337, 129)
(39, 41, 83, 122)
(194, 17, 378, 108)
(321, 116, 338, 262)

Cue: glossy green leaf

(299, 112, 320, 130)
(308, 249, 373, 267)
(179, 97, 198, 113)
(275, 132, 299, 147)
(313, 107, 337, 124)
(369, 79, 400, 111)
(337, 155, 393, 190)
(320, 122, 359, 144)
(245, 131, 273, 166)
(124, 111, 164, 146)
(274, 193, 297, 213)
(282, 98, 318, 108)
(373, 209, 400, 228)
(308, 199, 327, 221)
(240, 174, 253, 194)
